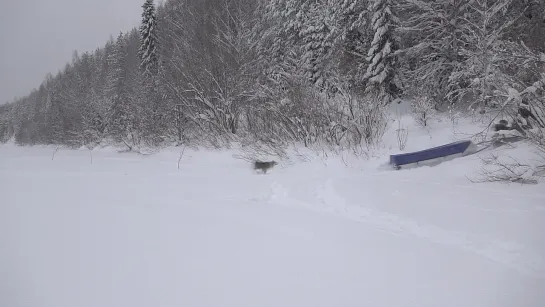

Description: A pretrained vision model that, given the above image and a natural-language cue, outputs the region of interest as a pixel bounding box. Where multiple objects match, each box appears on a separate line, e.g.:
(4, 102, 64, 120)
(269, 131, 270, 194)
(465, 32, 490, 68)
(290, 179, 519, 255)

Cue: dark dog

(493, 119, 511, 132)
(253, 161, 278, 174)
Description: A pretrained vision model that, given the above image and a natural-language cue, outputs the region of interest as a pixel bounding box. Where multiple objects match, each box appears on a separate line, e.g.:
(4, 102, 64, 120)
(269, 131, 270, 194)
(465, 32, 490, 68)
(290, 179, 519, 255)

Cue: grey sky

(0, 0, 145, 104)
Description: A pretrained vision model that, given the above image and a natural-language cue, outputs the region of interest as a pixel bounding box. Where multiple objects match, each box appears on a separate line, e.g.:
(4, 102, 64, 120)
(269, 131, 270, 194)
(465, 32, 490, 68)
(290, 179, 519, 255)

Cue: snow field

(1, 114, 544, 307)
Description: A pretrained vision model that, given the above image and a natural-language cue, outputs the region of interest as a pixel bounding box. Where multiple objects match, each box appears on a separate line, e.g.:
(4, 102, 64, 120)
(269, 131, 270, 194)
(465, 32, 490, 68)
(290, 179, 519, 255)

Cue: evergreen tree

(334, 0, 370, 91)
(0, 103, 13, 142)
(299, 1, 335, 90)
(364, 0, 399, 102)
(107, 32, 131, 141)
(397, 0, 470, 106)
(139, 0, 159, 78)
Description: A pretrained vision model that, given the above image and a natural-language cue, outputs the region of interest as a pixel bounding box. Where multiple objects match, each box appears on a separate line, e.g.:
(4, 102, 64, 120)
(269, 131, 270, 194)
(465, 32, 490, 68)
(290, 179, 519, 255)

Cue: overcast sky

(0, 0, 146, 104)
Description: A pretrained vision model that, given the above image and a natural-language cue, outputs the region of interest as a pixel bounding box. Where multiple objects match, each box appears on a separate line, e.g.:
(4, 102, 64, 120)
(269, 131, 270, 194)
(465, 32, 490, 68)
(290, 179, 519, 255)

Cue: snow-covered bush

(325, 83, 389, 152)
(244, 77, 389, 156)
(245, 79, 329, 148)
(410, 97, 435, 127)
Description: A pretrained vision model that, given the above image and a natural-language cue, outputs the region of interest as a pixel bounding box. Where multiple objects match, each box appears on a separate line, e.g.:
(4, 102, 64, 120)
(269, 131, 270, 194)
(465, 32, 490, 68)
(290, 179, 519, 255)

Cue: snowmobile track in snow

(267, 179, 545, 280)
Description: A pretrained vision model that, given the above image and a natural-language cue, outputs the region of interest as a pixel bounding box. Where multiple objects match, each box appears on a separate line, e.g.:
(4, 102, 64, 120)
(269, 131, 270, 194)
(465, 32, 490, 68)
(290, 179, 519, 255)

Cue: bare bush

(471, 154, 540, 185)
(241, 76, 390, 158)
(396, 124, 408, 151)
(535, 164, 545, 177)
(233, 138, 292, 169)
(523, 76, 545, 154)
(358, 98, 389, 148)
(328, 85, 388, 151)
(410, 96, 435, 127)
(472, 79, 545, 185)
(393, 111, 409, 151)
(248, 79, 330, 147)
(526, 127, 545, 152)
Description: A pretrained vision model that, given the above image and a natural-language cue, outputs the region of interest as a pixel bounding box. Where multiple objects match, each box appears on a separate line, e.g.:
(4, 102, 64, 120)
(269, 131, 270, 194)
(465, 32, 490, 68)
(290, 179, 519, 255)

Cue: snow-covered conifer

(364, 0, 399, 102)
(139, 0, 158, 78)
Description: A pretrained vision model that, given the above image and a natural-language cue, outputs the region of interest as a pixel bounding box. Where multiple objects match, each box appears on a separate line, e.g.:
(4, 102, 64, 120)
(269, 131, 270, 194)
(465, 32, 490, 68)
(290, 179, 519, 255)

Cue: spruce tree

(107, 33, 131, 141)
(138, 0, 158, 78)
(364, 0, 399, 102)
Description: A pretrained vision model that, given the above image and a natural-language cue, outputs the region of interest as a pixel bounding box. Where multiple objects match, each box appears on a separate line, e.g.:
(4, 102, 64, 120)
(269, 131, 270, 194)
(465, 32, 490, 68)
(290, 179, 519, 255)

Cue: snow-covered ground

(1, 114, 545, 307)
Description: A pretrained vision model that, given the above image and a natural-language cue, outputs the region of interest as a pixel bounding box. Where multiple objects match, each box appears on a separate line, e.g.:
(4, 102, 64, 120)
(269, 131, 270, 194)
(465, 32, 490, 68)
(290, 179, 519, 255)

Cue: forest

(0, 0, 544, 154)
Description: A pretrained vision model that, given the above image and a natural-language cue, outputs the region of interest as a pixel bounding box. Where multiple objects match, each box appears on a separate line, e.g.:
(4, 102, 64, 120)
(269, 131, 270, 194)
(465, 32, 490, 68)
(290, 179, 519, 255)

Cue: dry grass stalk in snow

(395, 113, 408, 151)
(397, 127, 408, 151)
(177, 145, 186, 169)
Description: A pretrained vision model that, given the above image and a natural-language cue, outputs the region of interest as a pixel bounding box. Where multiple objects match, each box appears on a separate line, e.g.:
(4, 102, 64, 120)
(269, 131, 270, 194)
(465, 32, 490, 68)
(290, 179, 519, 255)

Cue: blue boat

(389, 140, 476, 169)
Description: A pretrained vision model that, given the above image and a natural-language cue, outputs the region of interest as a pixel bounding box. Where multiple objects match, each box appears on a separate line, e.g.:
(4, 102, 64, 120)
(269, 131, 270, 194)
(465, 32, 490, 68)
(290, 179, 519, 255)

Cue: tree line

(1, 0, 544, 152)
